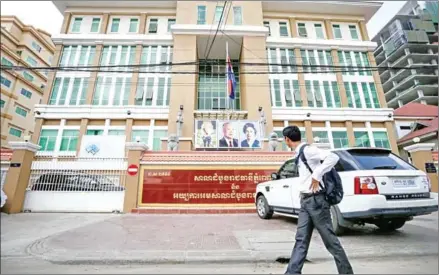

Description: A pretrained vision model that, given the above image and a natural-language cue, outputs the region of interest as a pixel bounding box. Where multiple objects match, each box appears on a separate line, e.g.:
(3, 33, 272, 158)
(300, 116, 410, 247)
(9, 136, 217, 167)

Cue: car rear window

(335, 149, 416, 171)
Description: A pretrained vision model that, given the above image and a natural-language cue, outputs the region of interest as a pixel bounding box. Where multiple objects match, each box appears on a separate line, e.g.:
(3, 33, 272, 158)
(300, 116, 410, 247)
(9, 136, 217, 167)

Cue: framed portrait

(217, 120, 240, 148)
(195, 120, 218, 148)
(239, 121, 262, 148)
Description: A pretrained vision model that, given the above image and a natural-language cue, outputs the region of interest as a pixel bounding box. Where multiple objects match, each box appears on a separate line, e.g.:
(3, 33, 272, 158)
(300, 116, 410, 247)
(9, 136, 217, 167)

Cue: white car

(255, 148, 438, 235)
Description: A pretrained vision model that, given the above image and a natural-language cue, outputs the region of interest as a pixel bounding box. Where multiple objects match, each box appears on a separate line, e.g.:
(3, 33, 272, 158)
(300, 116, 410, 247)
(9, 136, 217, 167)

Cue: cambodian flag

(227, 56, 236, 100)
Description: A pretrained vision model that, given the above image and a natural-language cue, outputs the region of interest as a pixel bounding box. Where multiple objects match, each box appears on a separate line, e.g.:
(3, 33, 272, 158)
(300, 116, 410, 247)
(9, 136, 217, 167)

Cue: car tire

(256, 195, 273, 220)
(330, 206, 346, 236)
(376, 219, 406, 232)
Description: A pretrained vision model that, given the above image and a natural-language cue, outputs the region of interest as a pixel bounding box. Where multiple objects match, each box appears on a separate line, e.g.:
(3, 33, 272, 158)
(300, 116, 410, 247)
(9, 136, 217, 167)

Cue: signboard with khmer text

(141, 169, 275, 204)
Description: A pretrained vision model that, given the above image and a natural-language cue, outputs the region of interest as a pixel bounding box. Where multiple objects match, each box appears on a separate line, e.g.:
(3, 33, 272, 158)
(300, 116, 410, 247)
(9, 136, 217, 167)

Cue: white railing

(27, 157, 127, 192)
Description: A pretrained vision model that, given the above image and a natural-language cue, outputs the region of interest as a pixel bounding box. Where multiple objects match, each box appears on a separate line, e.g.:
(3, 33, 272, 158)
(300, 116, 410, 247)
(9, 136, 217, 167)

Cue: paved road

(1, 212, 438, 274)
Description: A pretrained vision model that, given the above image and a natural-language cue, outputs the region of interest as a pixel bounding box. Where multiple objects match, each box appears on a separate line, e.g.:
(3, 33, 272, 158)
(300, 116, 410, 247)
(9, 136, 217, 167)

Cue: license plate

(392, 179, 417, 188)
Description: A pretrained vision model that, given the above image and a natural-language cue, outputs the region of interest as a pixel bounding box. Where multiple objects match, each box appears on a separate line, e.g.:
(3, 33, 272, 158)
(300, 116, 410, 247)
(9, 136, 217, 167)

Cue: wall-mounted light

(258, 106, 263, 112)
(413, 137, 420, 143)
(314, 136, 320, 143)
(180, 105, 184, 110)
(35, 111, 41, 115)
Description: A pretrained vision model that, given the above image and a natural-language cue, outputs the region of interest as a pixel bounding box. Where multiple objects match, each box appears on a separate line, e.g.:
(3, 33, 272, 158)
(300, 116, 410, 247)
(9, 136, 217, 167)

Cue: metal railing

(27, 157, 127, 192)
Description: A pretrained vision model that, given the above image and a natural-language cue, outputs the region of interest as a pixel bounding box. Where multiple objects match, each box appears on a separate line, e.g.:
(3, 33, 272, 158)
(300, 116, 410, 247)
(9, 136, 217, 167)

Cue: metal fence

(27, 157, 128, 192)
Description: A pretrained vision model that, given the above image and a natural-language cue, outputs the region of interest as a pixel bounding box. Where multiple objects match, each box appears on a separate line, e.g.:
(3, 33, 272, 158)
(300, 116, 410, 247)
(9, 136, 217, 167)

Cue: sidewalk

(1, 213, 438, 265)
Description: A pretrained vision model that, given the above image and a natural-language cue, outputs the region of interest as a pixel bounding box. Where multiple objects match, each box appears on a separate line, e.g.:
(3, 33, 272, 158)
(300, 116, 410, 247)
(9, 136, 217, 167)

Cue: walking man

(282, 126, 353, 274)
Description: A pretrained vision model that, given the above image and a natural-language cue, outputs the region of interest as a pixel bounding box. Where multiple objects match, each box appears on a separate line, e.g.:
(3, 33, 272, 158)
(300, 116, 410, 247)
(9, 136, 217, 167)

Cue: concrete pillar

(408, 58, 413, 65)
(100, 13, 110, 34)
(125, 119, 133, 142)
(358, 20, 369, 41)
(167, 35, 197, 151)
(368, 52, 388, 108)
(294, 48, 309, 107)
(431, 59, 438, 65)
(417, 90, 424, 97)
(385, 121, 399, 155)
(124, 142, 148, 213)
(304, 120, 313, 144)
(404, 143, 438, 192)
(324, 20, 334, 39)
(289, 18, 298, 37)
(331, 49, 349, 107)
(427, 49, 434, 54)
(345, 121, 355, 147)
(410, 69, 417, 75)
(42, 44, 63, 105)
(2, 142, 40, 214)
(31, 118, 44, 144)
(76, 118, 88, 153)
(60, 12, 72, 34)
(139, 13, 147, 34)
(128, 45, 142, 105)
(404, 48, 411, 55)
(85, 44, 103, 105)
(240, 36, 273, 136)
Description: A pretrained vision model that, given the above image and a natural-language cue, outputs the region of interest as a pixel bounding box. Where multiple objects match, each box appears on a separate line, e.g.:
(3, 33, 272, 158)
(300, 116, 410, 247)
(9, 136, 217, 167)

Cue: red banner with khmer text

(142, 169, 276, 204)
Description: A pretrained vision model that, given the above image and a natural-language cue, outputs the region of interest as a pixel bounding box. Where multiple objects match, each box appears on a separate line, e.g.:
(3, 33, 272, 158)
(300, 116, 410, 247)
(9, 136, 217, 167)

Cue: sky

(0, 0, 407, 38)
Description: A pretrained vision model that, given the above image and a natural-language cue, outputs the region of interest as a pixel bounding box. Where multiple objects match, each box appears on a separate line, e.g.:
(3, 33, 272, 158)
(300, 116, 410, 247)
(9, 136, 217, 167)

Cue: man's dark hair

(282, 126, 301, 142)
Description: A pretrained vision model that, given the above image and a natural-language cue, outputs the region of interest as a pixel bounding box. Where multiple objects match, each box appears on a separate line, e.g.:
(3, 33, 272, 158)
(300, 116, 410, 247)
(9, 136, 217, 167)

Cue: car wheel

(256, 195, 273, 220)
(376, 219, 406, 232)
(330, 206, 346, 236)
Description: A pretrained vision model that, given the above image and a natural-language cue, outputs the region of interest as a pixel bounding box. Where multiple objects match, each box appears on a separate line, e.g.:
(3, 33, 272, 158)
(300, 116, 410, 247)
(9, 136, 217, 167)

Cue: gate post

(404, 143, 438, 193)
(124, 142, 148, 213)
(2, 142, 40, 214)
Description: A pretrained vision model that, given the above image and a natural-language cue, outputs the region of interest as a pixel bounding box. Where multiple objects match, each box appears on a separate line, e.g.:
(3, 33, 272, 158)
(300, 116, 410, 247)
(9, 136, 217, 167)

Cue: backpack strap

(295, 144, 313, 174)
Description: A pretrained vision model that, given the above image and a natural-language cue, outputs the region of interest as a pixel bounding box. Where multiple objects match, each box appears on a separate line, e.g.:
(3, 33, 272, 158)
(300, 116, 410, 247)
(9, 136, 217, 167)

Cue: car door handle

(283, 185, 289, 188)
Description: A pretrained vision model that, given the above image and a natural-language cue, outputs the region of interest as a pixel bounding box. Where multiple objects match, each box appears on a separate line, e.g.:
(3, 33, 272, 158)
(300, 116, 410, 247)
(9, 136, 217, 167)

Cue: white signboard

(79, 135, 126, 158)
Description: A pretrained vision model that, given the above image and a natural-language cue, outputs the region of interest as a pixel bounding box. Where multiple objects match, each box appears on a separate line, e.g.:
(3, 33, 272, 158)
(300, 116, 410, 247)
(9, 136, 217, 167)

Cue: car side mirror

(271, 172, 279, 180)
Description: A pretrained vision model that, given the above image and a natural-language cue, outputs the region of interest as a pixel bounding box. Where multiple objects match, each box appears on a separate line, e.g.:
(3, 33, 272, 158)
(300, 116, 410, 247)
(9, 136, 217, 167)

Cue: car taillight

(421, 176, 431, 192)
(354, 176, 378, 195)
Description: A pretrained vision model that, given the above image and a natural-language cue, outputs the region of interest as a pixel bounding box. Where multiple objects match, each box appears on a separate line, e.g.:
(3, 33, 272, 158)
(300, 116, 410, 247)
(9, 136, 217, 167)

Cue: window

(108, 129, 125, 136)
(274, 130, 289, 151)
(1, 57, 13, 66)
(132, 130, 149, 144)
(129, 18, 139, 33)
(153, 130, 168, 151)
(313, 131, 330, 144)
(86, 129, 104, 136)
(49, 77, 89, 106)
(332, 131, 348, 148)
(233, 6, 242, 25)
(197, 6, 206, 25)
(279, 22, 289, 37)
(60, 45, 96, 67)
(272, 79, 282, 107)
(314, 23, 324, 39)
(333, 24, 342, 39)
(354, 131, 370, 147)
(278, 159, 299, 178)
(197, 59, 240, 110)
(298, 23, 307, 37)
(214, 6, 224, 23)
(90, 18, 101, 32)
(39, 130, 58, 151)
(59, 130, 79, 151)
(15, 106, 27, 117)
(373, 132, 390, 149)
(263, 21, 271, 36)
(305, 80, 314, 107)
(351, 83, 362, 108)
(23, 71, 34, 82)
(167, 19, 176, 32)
(0, 75, 12, 88)
(369, 83, 380, 108)
(0, 99, 5, 108)
(72, 17, 82, 32)
(331, 81, 341, 107)
(346, 150, 416, 171)
(110, 18, 120, 32)
(93, 76, 131, 106)
(349, 25, 359, 40)
(31, 41, 42, 53)
(26, 56, 37, 67)
(148, 19, 158, 33)
(9, 127, 22, 138)
(344, 82, 354, 108)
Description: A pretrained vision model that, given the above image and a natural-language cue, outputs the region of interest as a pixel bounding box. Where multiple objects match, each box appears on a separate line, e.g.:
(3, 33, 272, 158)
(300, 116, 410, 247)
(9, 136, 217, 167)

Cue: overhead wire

(204, 1, 228, 59)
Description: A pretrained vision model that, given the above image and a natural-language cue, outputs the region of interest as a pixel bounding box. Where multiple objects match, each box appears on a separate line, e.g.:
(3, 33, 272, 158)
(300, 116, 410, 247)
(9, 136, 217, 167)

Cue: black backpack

(295, 144, 344, 205)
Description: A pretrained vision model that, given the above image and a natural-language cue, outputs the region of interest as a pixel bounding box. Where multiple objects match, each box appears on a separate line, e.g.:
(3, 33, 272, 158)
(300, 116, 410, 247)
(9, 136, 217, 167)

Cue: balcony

(381, 64, 437, 91)
(387, 84, 438, 108)
(386, 74, 438, 98)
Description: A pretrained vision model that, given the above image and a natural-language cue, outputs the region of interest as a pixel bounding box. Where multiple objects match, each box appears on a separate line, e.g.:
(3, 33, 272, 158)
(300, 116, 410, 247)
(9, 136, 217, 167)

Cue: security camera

(35, 111, 41, 115)
(258, 106, 263, 112)
(24, 135, 31, 142)
(135, 136, 141, 143)
(306, 113, 311, 117)
(127, 110, 131, 115)
(180, 105, 184, 110)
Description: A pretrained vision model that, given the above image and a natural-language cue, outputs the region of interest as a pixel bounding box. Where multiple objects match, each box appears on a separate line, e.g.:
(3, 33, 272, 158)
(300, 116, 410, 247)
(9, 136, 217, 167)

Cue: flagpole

(226, 40, 229, 112)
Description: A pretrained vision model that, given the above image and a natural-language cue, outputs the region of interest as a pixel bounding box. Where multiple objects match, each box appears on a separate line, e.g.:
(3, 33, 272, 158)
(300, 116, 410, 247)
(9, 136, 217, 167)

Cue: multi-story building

(0, 16, 55, 149)
(372, 0, 438, 109)
(32, 0, 397, 157)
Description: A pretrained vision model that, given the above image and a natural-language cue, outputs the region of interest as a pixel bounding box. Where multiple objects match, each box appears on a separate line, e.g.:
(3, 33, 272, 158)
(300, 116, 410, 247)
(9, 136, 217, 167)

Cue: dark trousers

(285, 194, 353, 274)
